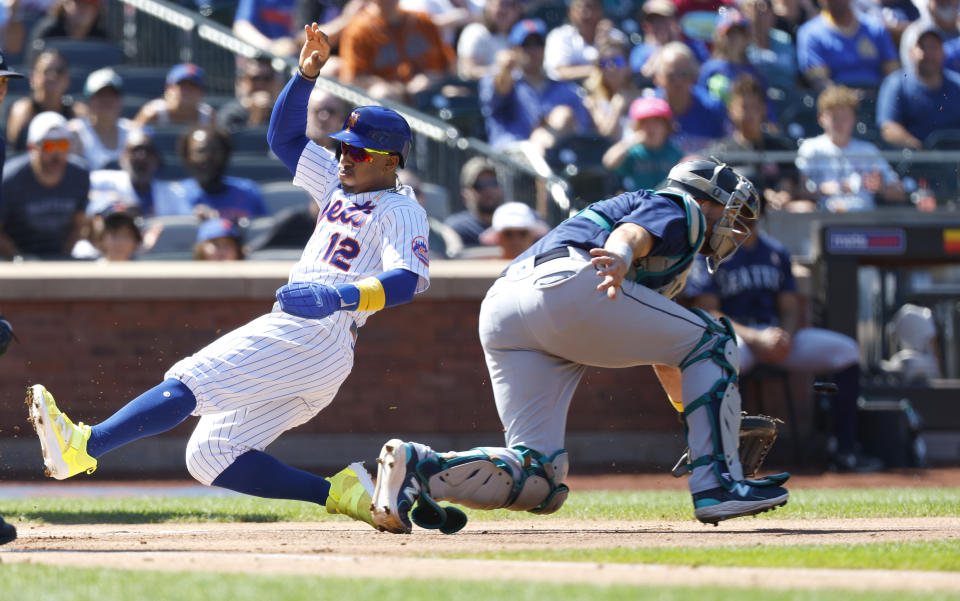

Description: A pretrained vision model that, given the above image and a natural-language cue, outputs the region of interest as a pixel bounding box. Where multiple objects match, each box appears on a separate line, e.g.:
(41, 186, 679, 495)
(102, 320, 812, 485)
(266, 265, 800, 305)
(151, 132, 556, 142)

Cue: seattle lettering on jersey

(713, 263, 782, 297)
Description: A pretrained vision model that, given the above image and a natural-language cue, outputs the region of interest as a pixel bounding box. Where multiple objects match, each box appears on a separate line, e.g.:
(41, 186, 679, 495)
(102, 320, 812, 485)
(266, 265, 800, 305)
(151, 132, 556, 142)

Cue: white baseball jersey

(167, 141, 431, 485)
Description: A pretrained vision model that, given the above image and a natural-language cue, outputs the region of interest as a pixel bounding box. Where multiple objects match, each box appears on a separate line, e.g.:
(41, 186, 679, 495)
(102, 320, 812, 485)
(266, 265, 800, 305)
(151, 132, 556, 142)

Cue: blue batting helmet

(329, 106, 412, 168)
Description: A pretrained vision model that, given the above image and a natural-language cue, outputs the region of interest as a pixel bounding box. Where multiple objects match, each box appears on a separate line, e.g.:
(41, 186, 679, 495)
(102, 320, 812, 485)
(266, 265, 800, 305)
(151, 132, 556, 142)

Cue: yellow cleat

(26, 384, 97, 480)
(325, 462, 376, 529)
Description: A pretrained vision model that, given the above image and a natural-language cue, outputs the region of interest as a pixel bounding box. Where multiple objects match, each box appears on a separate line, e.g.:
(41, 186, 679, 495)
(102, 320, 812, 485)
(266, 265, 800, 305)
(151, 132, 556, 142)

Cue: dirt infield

(3, 518, 960, 591)
(2, 470, 959, 591)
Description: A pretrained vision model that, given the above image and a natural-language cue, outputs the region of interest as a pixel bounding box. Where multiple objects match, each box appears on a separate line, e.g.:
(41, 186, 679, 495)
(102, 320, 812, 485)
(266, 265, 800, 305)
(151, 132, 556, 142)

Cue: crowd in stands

(1, 0, 959, 261)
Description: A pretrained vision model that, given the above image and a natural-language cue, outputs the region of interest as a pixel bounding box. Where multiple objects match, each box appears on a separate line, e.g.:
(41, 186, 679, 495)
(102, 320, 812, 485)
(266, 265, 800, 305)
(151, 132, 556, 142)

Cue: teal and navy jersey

(684, 231, 794, 328)
(515, 190, 698, 294)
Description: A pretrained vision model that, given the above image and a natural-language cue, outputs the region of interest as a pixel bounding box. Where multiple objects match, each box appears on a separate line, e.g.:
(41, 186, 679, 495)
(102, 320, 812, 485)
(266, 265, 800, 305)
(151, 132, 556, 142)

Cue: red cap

(629, 97, 673, 122)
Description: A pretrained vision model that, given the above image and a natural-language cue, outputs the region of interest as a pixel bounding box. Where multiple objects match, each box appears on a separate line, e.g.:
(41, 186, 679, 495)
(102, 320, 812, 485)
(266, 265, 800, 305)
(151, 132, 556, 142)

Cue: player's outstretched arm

(276, 269, 419, 319)
(267, 23, 333, 174)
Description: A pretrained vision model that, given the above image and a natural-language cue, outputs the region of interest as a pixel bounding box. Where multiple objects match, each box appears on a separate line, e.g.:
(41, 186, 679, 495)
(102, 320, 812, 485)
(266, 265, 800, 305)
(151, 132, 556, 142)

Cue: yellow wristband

(355, 277, 386, 311)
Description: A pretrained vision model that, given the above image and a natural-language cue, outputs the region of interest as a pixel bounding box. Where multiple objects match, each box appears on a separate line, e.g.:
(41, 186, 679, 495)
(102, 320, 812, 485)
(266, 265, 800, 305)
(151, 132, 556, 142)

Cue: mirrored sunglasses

(39, 139, 70, 152)
(340, 142, 393, 163)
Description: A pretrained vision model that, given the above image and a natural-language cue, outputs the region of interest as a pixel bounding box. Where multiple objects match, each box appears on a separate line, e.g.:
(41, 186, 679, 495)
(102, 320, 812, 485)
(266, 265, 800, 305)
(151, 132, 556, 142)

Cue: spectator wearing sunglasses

(444, 156, 505, 248)
(0, 111, 89, 259)
(583, 33, 644, 141)
(6, 48, 75, 151)
(217, 56, 283, 132)
(479, 19, 594, 150)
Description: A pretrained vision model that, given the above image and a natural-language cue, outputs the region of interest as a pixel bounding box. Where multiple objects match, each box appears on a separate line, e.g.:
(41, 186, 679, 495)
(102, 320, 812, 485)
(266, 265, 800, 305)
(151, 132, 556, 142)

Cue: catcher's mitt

(0, 317, 12, 357)
(738, 414, 781, 479)
(671, 413, 782, 479)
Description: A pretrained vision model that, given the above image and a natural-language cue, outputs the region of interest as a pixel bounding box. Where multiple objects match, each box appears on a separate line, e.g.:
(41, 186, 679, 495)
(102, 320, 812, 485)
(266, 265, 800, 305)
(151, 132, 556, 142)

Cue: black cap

(0, 51, 23, 78)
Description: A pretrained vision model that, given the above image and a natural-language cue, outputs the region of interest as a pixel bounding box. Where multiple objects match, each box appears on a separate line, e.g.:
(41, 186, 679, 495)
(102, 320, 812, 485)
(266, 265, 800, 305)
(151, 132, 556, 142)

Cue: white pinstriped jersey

(164, 140, 432, 484)
(290, 142, 431, 327)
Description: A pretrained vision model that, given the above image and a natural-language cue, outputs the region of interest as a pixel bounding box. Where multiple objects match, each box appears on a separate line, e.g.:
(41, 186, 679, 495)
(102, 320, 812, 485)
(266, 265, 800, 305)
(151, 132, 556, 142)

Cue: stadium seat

(924, 129, 960, 150)
(781, 92, 821, 141)
(226, 156, 292, 182)
(139, 215, 200, 259)
(411, 77, 484, 139)
(260, 180, 311, 215)
(110, 65, 170, 97)
(230, 126, 270, 155)
(544, 132, 618, 208)
(33, 38, 125, 71)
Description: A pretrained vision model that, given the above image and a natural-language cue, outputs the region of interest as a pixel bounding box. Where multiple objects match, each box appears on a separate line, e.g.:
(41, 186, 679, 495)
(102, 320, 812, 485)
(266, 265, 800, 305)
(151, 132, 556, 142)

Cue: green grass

(1, 565, 958, 601)
(2, 486, 958, 524)
(457, 540, 960, 571)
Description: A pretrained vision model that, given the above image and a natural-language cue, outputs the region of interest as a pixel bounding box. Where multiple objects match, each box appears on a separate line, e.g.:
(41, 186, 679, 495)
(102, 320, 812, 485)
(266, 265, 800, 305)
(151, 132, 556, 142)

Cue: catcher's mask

(662, 159, 759, 273)
(329, 106, 412, 168)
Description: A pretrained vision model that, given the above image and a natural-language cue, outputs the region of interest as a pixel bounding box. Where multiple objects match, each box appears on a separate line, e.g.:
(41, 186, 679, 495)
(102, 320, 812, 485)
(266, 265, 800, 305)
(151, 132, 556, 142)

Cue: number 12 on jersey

(322, 234, 360, 271)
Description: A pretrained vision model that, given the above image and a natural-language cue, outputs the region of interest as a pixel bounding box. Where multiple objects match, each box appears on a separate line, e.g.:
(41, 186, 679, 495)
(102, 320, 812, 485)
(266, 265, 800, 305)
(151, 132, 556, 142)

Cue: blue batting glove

(275, 282, 343, 319)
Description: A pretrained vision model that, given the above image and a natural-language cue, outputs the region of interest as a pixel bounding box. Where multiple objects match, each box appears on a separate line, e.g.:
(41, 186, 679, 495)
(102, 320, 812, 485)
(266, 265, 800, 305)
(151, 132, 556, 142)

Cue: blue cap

(329, 106, 412, 168)
(166, 63, 205, 87)
(197, 218, 240, 243)
(509, 19, 547, 47)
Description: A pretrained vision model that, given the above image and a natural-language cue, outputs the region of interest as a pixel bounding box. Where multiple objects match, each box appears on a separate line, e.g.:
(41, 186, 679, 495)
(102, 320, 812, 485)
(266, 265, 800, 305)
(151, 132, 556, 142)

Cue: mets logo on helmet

(347, 111, 359, 130)
(412, 236, 429, 266)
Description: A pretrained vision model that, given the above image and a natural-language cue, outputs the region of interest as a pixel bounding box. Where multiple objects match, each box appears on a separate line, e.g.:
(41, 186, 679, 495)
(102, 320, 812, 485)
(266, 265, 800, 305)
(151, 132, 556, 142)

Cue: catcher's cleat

(26, 384, 97, 480)
(692, 482, 788, 525)
(371, 439, 422, 534)
(0, 516, 16, 546)
(325, 462, 377, 529)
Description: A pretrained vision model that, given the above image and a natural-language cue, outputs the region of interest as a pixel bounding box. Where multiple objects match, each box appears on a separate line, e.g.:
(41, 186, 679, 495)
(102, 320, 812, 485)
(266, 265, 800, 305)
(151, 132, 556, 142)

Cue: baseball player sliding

(27, 24, 429, 527)
(368, 160, 790, 534)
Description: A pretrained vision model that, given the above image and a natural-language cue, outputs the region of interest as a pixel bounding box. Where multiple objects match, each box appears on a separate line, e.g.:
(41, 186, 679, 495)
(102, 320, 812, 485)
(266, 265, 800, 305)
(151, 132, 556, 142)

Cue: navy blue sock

(211, 450, 332, 505)
(87, 379, 197, 458)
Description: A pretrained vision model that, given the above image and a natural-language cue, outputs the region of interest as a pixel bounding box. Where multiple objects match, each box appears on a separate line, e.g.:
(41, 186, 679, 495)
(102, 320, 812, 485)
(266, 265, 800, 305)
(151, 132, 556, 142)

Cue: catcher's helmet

(329, 106, 412, 168)
(662, 159, 759, 273)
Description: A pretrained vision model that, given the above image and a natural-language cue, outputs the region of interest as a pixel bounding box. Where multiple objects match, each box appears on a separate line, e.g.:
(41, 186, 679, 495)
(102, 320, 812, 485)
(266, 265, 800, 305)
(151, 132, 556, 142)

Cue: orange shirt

(339, 10, 454, 83)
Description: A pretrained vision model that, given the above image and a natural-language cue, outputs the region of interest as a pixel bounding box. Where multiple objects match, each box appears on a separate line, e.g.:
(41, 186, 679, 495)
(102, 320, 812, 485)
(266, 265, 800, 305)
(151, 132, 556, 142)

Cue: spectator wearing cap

(543, 0, 621, 82)
(338, 0, 454, 100)
(193, 218, 245, 261)
(705, 75, 807, 211)
(67, 67, 134, 170)
(6, 48, 74, 151)
(444, 156, 505, 247)
(217, 56, 282, 132)
(479, 18, 594, 150)
(457, 0, 523, 80)
(171, 125, 268, 221)
(740, 0, 799, 95)
(134, 63, 216, 128)
(602, 96, 682, 190)
(629, 0, 710, 85)
(698, 8, 772, 111)
(898, 0, 959, 72)
(477, 201, 548, 259)
(583, 33, 643, 140)
(87, 128, 190, 218)
(651, 41, 728, 154)
(877, 26, 960, 149)
(0, 111, 89, 259)
(797, 0, 900, 91)
(233, 0, 298, 58)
